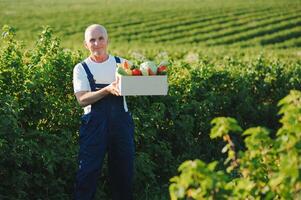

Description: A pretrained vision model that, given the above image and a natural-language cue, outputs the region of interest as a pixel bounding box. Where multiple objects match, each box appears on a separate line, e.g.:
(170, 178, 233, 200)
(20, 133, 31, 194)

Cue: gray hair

(84, 24, 108, 42)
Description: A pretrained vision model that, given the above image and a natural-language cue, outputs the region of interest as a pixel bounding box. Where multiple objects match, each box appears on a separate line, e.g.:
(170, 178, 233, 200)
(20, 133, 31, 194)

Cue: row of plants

(113, 7, 260, 39)
(141, 7, 283, 42)
(174, 9, 299, 44)
(209, 14, 301, 45)
(108, 8, 301, 47)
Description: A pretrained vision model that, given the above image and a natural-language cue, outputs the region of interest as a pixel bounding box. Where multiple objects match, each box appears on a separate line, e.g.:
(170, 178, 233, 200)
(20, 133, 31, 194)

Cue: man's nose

(94, 40, 100, 46)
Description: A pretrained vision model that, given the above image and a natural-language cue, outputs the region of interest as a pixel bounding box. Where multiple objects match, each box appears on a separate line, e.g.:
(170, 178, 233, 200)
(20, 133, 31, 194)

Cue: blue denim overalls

(75, 56, 135, 200)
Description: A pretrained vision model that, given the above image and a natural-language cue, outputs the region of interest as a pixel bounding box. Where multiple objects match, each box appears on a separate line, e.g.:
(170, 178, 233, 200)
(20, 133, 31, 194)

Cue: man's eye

(90, 39, 96, 42)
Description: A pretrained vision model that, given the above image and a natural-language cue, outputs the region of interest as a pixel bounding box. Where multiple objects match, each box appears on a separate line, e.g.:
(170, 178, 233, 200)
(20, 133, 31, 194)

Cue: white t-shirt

(73, 55, 128, 114)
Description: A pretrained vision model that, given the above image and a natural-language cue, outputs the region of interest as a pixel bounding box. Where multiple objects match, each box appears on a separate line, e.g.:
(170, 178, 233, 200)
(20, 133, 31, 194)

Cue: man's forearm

(76, 88, 109, 107)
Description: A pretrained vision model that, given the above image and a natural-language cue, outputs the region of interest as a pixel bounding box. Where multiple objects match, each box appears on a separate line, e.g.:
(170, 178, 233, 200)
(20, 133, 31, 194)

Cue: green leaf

(210, 117, 242, 139)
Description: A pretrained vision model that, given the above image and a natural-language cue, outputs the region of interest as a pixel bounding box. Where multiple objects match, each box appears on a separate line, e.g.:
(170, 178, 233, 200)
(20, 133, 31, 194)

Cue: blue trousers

(74, 97, 135, 200)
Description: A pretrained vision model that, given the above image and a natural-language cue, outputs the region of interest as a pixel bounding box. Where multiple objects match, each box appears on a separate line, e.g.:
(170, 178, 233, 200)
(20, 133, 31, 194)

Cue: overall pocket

(81, 112, 92, 125)
(79, 112, 93, 139)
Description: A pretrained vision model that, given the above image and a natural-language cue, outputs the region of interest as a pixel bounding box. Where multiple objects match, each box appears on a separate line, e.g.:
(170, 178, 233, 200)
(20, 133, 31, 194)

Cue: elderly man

(73, 24, 135, 200)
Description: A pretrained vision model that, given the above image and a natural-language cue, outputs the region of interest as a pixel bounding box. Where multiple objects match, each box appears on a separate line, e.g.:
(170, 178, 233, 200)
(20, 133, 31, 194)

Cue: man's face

(84, 28, 108, 56)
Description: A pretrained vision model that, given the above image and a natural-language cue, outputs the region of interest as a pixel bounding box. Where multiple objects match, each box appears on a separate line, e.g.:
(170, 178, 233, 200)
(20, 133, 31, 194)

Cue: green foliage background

(170, 90, 301, 199)
(0, 0, 301, 199)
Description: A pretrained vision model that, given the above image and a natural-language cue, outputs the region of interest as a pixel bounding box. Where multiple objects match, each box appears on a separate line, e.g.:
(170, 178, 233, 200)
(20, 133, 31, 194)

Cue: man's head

(84, 24, 109, 57)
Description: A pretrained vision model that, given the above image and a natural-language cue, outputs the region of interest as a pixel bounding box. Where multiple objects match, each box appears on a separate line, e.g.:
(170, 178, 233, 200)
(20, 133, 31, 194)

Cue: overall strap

(114, 56, 121, 64)
(81, 61, 96, 91)
(113, 56, 128, 112)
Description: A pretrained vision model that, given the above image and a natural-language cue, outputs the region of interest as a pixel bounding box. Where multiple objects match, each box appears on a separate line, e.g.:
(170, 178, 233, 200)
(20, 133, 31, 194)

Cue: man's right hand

(75, 77, 121, 107)
(106, 80, 121, 96)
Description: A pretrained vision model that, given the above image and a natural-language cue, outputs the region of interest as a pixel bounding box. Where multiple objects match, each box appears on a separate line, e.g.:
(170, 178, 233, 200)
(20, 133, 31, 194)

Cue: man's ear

(83, 40, 88, 49)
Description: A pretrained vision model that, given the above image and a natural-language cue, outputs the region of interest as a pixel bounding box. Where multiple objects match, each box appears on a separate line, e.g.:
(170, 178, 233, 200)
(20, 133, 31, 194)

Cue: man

(73, 24, 135, 200)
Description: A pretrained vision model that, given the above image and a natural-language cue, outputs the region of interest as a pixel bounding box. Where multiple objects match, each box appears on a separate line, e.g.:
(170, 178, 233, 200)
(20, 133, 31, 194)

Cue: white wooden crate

(118, 75, 168, 96)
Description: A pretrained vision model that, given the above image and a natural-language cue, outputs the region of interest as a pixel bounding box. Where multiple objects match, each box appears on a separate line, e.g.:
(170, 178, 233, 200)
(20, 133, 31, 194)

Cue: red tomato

(157, 65, 167, 75)
(132, 69, 142, 76)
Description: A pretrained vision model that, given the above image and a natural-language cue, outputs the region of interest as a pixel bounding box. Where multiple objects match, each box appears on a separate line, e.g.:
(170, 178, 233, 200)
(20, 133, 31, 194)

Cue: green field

(1, 0, 301, 199)
(1, 0, 301, 49)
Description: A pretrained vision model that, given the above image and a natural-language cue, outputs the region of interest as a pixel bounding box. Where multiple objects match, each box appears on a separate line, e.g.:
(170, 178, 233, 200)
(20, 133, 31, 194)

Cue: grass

(1, 0, 300, 50)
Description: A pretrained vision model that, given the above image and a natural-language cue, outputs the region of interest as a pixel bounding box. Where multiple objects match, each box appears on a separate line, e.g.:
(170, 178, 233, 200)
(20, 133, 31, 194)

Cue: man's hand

(106, 78, 121, 96)
(75, 77, 121, 107)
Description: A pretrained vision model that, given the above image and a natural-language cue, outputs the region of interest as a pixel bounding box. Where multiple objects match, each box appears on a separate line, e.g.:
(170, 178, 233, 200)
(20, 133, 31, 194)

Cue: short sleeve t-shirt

(73, 55, 128, 114)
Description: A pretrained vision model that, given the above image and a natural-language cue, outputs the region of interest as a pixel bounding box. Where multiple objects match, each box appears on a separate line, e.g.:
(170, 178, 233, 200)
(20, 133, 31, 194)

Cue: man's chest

(89, 65, 116, 84)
